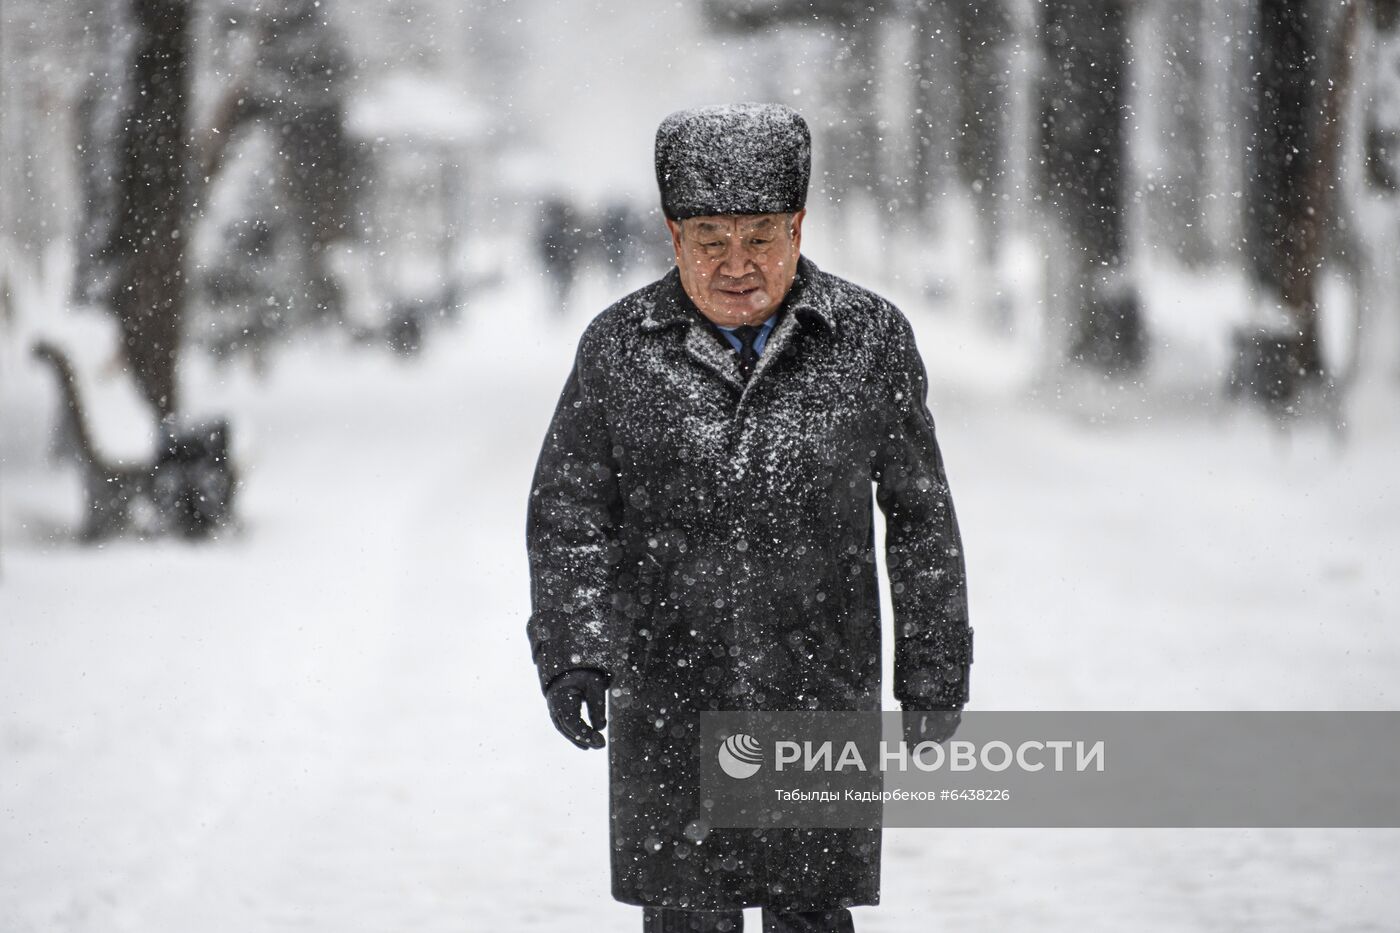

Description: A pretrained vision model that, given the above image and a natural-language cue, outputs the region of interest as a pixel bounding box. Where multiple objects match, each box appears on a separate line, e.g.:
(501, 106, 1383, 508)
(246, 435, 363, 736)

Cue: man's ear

(789, 209, 806, 253)
(666, 218, 684, 258)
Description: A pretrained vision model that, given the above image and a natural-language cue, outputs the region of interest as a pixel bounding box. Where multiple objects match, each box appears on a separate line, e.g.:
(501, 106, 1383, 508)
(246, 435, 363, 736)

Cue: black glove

(545, 668, 610, 750)
(901, 703, 963, 751)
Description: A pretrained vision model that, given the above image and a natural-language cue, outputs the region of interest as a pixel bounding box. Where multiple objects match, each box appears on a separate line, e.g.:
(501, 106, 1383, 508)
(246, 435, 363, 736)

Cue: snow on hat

(654, 103, 811, 221)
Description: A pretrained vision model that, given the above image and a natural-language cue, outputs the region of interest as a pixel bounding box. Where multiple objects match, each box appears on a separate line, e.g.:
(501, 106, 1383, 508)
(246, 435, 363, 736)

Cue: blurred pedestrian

(538, 195, 582, 312)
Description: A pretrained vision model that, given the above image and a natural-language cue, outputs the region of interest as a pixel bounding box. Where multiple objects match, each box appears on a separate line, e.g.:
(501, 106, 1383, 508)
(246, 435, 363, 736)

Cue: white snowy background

(3, 1, 1400, 931)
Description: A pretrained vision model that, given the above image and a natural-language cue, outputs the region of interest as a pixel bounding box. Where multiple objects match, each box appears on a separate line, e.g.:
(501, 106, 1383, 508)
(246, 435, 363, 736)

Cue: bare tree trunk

(107, 0, 192, 418)
(908, 0, 955, 225)
(263, 0, 354, 327)
(951, 0, 1012, 260)
(1365, 0, 1400, 191)
(1200, 0, 1250, 265)
(1039, 0, 1144, 374)
(827, 7, 883, 212)
(1247, 0, 1362, 380)
(1157, 0, 1211, 267)
(282, 104, 353, 324)
(0, 2, 87, 271)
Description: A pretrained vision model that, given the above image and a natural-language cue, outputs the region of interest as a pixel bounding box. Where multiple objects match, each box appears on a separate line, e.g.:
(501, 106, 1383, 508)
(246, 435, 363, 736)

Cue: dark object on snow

(526, 256, 972, 911)
(1223, 324, 1349, 440)
(1225, 326, 1303, 409)
(546, 667, 610, 749)
(385, 301, 426, 357)
(655, 103, 811, 221)
(151, 418, 237, 540)
(1068, 286, 1147, 376)
(32, 340, 238, 542)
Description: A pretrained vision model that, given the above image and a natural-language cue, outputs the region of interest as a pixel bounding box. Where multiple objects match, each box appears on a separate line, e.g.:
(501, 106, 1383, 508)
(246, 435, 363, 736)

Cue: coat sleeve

(872, 308, 973, 709)
(525, 334, 624, 695)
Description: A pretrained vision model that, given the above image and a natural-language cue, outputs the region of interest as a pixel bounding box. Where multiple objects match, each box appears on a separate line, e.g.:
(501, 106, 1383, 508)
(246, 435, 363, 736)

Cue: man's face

(666, 210, 806, 327)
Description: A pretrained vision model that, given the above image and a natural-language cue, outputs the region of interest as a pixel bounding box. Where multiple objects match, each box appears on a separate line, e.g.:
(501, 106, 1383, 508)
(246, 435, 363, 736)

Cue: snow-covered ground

(2, 259, 1398, 932)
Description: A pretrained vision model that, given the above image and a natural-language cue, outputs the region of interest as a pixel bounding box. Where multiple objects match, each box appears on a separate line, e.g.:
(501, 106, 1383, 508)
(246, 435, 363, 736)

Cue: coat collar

(639, 254, 836, 336)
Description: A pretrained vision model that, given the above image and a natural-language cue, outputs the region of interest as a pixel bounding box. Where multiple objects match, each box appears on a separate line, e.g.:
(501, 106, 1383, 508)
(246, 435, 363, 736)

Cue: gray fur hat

(654, 103, 811, 221)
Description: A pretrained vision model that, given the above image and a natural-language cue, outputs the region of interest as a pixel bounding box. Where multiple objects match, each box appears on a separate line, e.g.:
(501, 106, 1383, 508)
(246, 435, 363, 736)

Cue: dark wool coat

(526, 255, 972, 912)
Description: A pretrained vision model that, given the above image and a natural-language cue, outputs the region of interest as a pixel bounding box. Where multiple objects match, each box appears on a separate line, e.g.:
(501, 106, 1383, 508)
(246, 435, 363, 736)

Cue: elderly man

(526, 103, 973, 933)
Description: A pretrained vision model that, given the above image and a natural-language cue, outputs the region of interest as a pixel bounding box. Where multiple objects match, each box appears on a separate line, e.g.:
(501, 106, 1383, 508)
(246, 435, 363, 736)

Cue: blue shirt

(713, 315, 779, 356)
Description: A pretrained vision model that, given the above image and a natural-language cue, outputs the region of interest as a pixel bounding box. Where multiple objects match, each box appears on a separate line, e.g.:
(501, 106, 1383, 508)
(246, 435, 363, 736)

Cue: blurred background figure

(593, 199, 673, 286)
(537, 195, 584, 315)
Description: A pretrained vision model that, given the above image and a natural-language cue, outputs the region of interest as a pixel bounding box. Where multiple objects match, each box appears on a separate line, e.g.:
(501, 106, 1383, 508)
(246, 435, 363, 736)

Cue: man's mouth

(712, 284, 774, 316)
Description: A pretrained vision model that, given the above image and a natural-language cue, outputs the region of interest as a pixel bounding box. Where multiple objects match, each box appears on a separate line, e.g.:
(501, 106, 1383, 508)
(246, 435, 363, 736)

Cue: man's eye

(700, 242, 723, 249)
(750, 239, 771, 247)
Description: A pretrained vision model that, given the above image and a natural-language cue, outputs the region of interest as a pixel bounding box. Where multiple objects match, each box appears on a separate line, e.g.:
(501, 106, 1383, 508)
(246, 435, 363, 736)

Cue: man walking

(526, 103, 973, 932)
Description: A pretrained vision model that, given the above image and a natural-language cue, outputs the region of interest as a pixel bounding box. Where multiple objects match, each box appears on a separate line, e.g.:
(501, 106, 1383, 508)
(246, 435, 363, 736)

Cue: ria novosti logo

(717, 731, 1106, 777)
(717, 733, 764, 779)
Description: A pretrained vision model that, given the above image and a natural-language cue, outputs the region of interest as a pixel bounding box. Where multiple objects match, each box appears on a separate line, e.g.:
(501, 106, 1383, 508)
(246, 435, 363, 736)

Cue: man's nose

(717, 244, 755, 278)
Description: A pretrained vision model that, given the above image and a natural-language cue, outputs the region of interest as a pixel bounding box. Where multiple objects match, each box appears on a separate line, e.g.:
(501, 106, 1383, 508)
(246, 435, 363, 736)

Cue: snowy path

(2, 277, 1398, 931)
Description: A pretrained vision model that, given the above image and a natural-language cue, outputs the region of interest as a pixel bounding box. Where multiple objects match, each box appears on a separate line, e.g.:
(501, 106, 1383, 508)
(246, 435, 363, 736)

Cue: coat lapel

(683, 322, 745, 391)
(740, 257, 834, 405)
(643, 268, 745, 392)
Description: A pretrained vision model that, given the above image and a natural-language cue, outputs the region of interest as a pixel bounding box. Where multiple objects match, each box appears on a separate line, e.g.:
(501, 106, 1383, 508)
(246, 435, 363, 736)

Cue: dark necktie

(732, 325, 760, 380)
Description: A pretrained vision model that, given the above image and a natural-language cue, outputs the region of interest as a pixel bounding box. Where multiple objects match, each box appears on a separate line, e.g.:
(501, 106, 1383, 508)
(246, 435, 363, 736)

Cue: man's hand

(901, 703, 963, 757)
(546, 668, 610, 750)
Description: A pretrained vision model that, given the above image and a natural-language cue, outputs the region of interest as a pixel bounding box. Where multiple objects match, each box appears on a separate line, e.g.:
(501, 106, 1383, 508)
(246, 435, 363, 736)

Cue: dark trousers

(642, 906, 855, 933)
